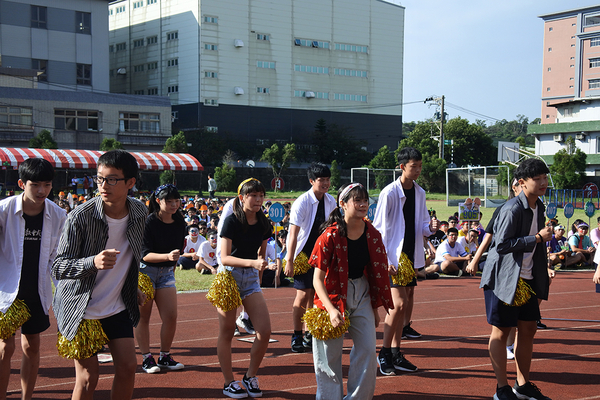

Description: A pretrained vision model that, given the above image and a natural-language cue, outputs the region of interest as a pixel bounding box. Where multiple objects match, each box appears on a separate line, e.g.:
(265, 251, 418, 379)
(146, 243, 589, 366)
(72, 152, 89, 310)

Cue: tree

(261, 143, 296, 191)
(369, 145, 396, 190)
(214, 162, 237, 192)
(417, 152, 447, 192)
(443, 117, 496, 167)
(100, 138, 124, 151)
(550, 137, 587, 189)
(29, 129, 58, 149)
(163, 131, 188, 153)
(159, 170, 175, 185)
(330, 160, 341, 190)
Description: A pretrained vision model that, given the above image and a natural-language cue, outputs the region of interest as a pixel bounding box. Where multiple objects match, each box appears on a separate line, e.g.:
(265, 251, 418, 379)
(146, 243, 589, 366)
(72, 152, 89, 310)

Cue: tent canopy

(0, 147, 203, 171)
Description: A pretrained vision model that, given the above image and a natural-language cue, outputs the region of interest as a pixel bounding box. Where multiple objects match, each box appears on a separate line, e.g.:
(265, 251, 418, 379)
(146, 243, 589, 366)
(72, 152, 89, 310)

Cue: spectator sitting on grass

(433, 227, 472, 276)
(457, 229, 479, 256)
(568, 222, 595, 265)
(548, 225, 585, 269)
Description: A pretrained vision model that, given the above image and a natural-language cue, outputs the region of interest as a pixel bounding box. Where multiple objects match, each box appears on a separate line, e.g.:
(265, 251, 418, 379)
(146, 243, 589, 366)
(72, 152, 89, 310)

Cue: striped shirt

(52, 196, 147, 341)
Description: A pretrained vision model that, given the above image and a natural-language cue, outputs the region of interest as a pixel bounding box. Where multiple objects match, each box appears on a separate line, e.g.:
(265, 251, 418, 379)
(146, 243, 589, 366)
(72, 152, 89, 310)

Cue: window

(31, 5, 46, 29)
(334, 68, 368, 77)
(109, 69, 114, 77)
(204, 16, 218, 24)
(334, 43, 368, 53)
(257, 87, 270, 94)
(54, 109, 99, 131)
(76, 12, 91, 34)
(116, 42, 126, 51)
(167, 58, 178, 67)
(119, 112, 160, 133)
(133, 39, 144, 48)
(147, 62, 158, 70)
(204, 43, 218, 51)
(109, 9, 113, 16)
(76, 64, 91, 85)
(572, 44, 576, 47)
(294, 65, 329, 74)
(204, 98, 218, 106)
(591, 58, 600, 68)
(0, 107, 33, 129)
(167, 85, 178, 93)
(333, 93, 367, 102)
(167, 31, 178, 41)
(148, 88, 158, 95)
(133, 1, 143, 9)
(116, 6, 126, 14)
(171, 111, 178, 121)
(293, 38, 330, 49)
(109, 45, 114, 53)
(590, 79, 600, 89)
(32, 59, 47, 82)
(591, 37, 600, 47)
(204, 71, 218, 78)
(148, 0, 157, 4)
(205, 126, 218, 133)
(548, 47, 552, 52)
(134, 90, 144, 95)
(147, 35, 158, 45)
(571, 56, 575, 60)
(547, 87, 551, 91)
(585, 14, 600, 27)
(257, 33, 270, 41)
(547, 67, 551, 71)
(257, 61, 275, 69)
(134, 64, 144, 73)
(549, 27, 553, 31)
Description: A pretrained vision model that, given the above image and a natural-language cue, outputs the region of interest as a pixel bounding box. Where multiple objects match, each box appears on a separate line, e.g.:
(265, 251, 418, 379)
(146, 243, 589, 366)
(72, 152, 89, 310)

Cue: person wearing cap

(548, 225, 585, 268)
(198, 204, 210, 225)
(568, 222, 595, 264)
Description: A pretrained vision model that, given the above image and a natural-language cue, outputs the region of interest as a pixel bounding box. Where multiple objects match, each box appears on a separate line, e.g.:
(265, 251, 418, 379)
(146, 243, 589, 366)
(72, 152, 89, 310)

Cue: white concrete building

(109, 0, 405, 152)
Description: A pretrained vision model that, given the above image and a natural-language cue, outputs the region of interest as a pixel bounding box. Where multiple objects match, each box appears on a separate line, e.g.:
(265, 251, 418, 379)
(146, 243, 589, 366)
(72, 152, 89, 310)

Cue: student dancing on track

(136, 184, 186, 374)
(309, 183, 393, 400)
(218, 178, 272, 398)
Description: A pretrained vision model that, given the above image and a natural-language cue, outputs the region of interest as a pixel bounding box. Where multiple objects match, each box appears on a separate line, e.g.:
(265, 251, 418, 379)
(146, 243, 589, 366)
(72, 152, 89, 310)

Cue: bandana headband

(237, 178, 260, 195)
(338, 183, 363, 207)
(155, 183, 176, 196)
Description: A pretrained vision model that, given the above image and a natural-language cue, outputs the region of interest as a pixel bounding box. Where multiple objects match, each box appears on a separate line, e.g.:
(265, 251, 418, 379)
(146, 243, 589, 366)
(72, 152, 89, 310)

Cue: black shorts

(390, 276, 418, 288)
(19, 296, 50, 335)
(293, 268, 315, 290)
(99, 310, 134, 341)
(484, 285, 540, 328)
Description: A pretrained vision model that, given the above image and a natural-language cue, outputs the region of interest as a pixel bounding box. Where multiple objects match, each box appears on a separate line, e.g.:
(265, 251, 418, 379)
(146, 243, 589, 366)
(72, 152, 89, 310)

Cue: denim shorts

(140, 263, 176, 289)
(230, 267, 262, 300)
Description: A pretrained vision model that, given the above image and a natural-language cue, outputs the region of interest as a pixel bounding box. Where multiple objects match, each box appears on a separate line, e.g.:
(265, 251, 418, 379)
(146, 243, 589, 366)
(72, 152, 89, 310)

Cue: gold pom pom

(138, 272, 155, 306)
(283, 251, 312, 276)
(206, 270, 242, 312)
(504, 278, 536, 307)
(0, 299, 31, 340)
(302, 308, 351, 341)
(391, 252, 415, 286)
(57, 319, 109, 360)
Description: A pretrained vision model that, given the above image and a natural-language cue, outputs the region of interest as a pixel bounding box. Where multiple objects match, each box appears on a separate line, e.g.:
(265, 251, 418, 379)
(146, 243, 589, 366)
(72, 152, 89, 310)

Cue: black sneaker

(141, 356, 161, 374)
(302, 332, 313, 350)
(536, 320, 547, 329)
(513, 381, 551, 400)
(236, 315, 256, 335)
(157, 354, 184, 370)
(494, 385, 519, 400)
(242, 374, 263, 398)
(377, 350, 396, 375)
(403, 322, 422, 339)
(223, 380, 248, 399)
(392, 352, 418, 372)
(291, 333, 305, 353)
(426, 272, 440, 279)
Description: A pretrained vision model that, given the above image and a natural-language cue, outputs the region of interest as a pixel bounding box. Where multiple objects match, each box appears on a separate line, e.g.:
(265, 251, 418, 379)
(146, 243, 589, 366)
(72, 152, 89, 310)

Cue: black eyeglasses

(94, 175, 126, 186)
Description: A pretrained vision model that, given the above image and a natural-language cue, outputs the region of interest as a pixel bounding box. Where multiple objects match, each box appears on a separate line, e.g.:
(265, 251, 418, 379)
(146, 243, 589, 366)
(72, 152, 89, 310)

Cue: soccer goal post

(445, 165, 511, 208)
(351, 167, 401, 192)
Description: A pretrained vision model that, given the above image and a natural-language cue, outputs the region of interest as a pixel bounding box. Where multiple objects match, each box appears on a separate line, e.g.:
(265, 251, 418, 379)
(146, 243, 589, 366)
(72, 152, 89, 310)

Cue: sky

(394, 1, 600, 125)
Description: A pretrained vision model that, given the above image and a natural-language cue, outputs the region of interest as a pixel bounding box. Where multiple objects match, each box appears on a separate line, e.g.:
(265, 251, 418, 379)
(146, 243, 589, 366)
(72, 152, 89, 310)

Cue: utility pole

(424, 95, 446, 160)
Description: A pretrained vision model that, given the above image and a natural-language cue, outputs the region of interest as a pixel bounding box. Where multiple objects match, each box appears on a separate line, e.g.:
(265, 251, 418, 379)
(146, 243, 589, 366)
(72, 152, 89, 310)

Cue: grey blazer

(52, 196, 147, 341)
(480, 191, 550, 305)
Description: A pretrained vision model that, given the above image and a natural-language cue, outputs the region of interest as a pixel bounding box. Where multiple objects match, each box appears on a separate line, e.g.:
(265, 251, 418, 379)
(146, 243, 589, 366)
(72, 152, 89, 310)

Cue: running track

(6, 271, 600, 399)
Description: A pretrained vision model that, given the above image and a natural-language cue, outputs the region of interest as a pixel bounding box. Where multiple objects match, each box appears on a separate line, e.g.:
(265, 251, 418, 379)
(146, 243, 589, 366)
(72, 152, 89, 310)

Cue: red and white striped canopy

(0, 147, 203, 171)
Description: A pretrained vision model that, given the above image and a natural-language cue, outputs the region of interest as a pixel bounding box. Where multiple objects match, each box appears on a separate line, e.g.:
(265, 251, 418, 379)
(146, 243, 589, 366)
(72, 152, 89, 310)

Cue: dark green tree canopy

(100, 138, 124, 151)
(29, 129, 57, 149)
(550, 136, 587, 189)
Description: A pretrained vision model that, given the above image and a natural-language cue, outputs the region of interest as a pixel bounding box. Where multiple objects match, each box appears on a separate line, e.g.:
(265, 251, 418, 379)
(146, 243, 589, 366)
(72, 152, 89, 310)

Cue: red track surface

(6, 271, 600, 399)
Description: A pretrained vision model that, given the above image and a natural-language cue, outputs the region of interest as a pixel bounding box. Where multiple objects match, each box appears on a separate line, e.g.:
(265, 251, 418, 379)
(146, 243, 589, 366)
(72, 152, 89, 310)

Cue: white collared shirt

(0, 194, 66, 314)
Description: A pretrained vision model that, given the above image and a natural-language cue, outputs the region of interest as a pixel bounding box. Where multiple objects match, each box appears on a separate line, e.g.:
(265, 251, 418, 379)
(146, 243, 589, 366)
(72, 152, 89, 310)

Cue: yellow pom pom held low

(302, 307, 351, 341)
(0, 299, 31, 340)
(391, 252, 416, 286)
(504, 278, 536, 307)
(138, 272, 155, 306)
(57, 319, 109, 360)
(206, 270, 242, 312)
(282, 251, 312, 276)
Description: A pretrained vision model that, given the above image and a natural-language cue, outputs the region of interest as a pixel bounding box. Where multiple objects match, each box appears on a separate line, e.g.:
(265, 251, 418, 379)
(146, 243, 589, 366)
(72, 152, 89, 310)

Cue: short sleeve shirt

(434, 240, 468, 264)
(199, 241, 218, 266)
(221, 214, 271, 259)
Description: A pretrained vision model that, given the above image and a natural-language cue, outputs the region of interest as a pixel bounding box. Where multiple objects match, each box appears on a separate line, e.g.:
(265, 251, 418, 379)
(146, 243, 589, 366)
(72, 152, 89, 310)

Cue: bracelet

(535, 234, 541, 242)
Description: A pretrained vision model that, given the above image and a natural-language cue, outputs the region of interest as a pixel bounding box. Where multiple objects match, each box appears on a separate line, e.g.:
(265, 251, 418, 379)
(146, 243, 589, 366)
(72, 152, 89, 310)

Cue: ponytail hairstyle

(321, 182, 369, 237)
(149, 183, 184, 223)
(233, 178, 272, 235)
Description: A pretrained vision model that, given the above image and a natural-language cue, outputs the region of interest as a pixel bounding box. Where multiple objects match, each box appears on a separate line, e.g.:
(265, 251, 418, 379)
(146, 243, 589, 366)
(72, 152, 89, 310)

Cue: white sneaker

(506, 345, 515, 360)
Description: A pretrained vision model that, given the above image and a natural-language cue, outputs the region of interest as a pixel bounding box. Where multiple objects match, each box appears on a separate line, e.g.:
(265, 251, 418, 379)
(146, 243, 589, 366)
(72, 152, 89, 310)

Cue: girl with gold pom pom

(308, 183, 393, 400)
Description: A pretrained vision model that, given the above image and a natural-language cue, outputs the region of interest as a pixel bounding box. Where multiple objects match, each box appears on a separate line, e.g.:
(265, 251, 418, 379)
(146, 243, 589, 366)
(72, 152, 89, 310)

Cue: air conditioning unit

(576, 132, 586, 140)
(553, 133, 564, 142)
(305, 91, 315, 98)
(234, 39, 244, 48)
(116, 68, 127, 75)
(234, 86, 244, 95)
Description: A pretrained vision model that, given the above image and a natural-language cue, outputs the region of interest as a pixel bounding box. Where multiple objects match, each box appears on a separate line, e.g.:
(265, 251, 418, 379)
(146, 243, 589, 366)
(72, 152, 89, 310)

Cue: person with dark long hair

(218, 178, 272, 398)
(308, 183, 393, 400)
(136, 184, 186, 374)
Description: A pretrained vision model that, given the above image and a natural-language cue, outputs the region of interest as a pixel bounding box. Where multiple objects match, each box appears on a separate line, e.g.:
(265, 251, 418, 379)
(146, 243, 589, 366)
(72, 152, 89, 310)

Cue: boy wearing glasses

(52, 150, 147, 400)
(1, 158, 66, 399)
